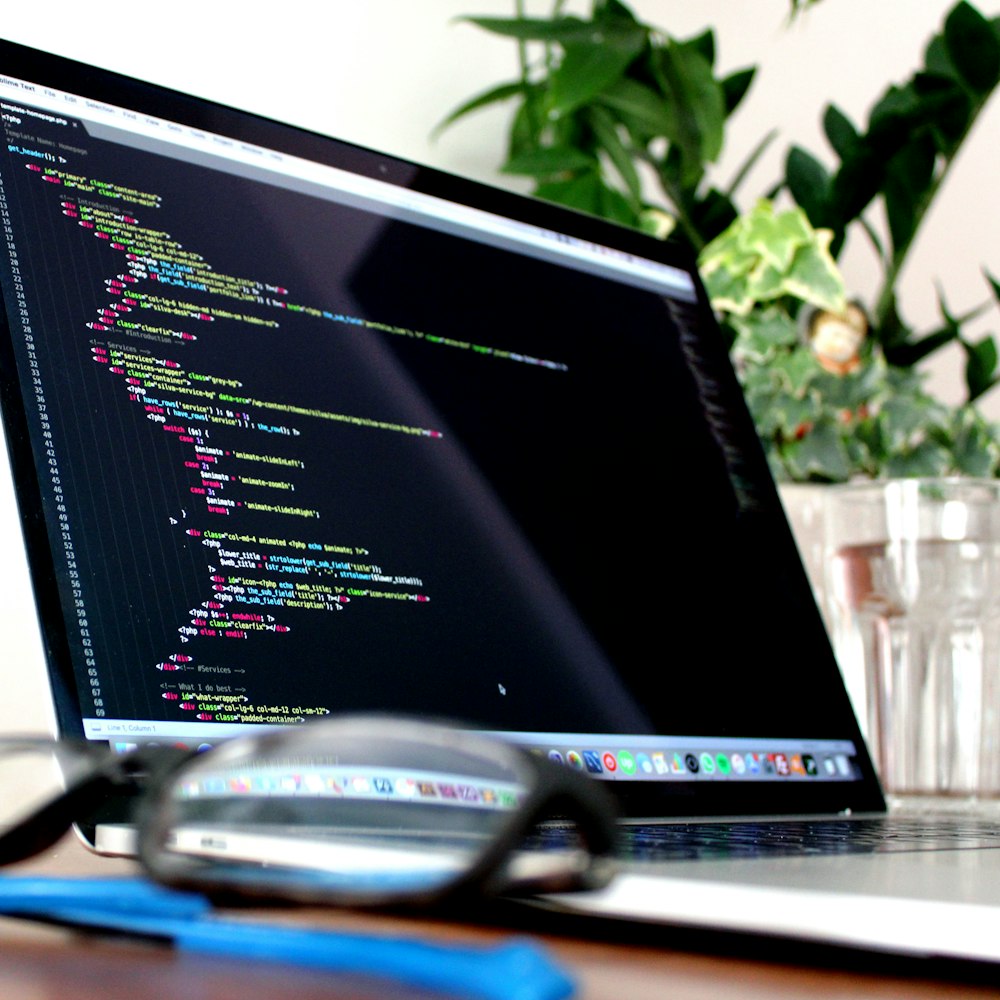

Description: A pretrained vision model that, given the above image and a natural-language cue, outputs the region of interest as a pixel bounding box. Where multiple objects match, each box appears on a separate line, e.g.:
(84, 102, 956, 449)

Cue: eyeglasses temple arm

(0, 775, 119, 864)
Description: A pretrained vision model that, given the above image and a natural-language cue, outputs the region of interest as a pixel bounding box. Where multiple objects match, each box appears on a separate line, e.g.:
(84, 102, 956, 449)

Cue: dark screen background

(0, 90, 854, 746)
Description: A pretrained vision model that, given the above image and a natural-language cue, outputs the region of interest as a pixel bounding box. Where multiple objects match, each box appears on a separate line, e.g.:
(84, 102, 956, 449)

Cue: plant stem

(655, 166, 706, 251)
(725, 128, 778, 199)
(546, 0, 566, 74)
(515, 0, 528, 81)
(873, 165, 946, 330)
(514, 0, 546, 141)
(873, 89, 993, 330)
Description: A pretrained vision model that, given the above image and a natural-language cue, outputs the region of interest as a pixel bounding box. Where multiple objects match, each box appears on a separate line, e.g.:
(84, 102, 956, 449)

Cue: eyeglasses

(0, 716, 617, 907)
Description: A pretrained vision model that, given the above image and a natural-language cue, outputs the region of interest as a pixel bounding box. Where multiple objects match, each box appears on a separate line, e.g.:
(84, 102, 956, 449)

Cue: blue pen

(0, 877, 574, 1000)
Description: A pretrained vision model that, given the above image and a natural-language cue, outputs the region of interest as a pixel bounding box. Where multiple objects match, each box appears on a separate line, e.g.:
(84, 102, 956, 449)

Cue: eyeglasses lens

(142, 724, 535, 901)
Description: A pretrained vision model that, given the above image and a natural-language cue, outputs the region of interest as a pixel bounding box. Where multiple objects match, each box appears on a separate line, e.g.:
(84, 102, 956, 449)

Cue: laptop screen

(0, 40, 883, 817)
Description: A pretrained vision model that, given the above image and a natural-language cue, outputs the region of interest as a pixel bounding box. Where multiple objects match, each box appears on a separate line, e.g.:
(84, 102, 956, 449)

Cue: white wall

(5, 0, 996, 397)
(1, 1, 997, 730)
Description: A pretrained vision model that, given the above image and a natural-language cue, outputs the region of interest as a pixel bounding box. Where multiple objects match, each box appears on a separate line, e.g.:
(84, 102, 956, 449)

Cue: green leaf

(852, 414, 885, 475)
(924, 34, 958, 80)
(884, 327, 958, 367)
(698, 221, 745, 271)
(702, 262, 753, 315)
(549, 27, 647, 115)
(809, 368, 859, 410)
(459, 16, 595, 43)
(597, 78, 677, 139)
(869, 81, 922, 130)
(689, 187, 738, 243)
(963, 334, 999, 401)
(869, 77, 965, 142)
(811, 359, 889, 417)
(883, 134, 936, 254)
(736, 307, 800, 360)
(771, 395, 820, 437)
(854, 357, 893, 399)
(745, 259, 786, 302)
(820, 102, 882, 237)
(740, 359, 781, 399)
(595, 179, 638, 225)
(785, 146, 831, 226)
(884, 362, 932, 399)
(638, 208, 676, 239)
(951, 410, 1000, 476)
(585, 106, 643, 206)
(687, 28, 716, 66)
(773, 349, 822, 395)
(740, 203, 811, 272)
(823, 104, 859, 160)
(534, 171, 637, 226)
(912, 72, 973, 153)
(944, 1, 1000, 94)
(535, 172, 605, 215)
(501, 145, 596, 177)
(871, 292, 912, 350)
(433, 80, 527, 137)
(885, 440, 951, 477)
(655, 38, 726, 185)
(828, 145, 884, 228)
(782, 420, 852, 482)
(593, 0, 640, 23)
(826, 81, 947, 227)
(879, 391, 948, 446)
(985, 268, 1000, 304)
(721, 67, 755, 114)
(507, 99, 543, 160)
(700, 201, 845, 312)
(549, 107, 587, 150)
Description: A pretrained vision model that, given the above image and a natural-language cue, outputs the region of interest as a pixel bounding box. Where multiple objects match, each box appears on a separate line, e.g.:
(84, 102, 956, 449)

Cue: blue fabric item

(0, 876, 575, 1000)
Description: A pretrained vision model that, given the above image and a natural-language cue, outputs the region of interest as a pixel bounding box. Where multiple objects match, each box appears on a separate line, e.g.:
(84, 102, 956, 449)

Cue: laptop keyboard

(612, 815, 1000, 861)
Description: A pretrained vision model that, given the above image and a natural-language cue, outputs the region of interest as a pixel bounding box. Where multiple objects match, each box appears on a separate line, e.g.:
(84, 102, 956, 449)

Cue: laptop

(0, 37, 998, 965)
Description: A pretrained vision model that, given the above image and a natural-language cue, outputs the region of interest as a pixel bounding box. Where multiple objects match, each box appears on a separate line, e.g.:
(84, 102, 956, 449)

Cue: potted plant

(697, 198, 1000, 610)
(436, 0, 765, 251)
(700, 200, 1000, 484)
(438, 0, 1000, 485)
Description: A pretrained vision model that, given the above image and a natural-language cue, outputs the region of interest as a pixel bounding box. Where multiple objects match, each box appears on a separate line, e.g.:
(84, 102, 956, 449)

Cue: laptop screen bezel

(0, 37, 886, 828)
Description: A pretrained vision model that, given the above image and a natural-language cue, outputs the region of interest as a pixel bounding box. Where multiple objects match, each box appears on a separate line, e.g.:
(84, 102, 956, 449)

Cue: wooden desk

(1, 837, 996, 1000)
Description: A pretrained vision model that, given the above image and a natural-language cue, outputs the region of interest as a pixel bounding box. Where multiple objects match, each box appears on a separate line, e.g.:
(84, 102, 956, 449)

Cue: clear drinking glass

(825, 479, 1000, 797)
